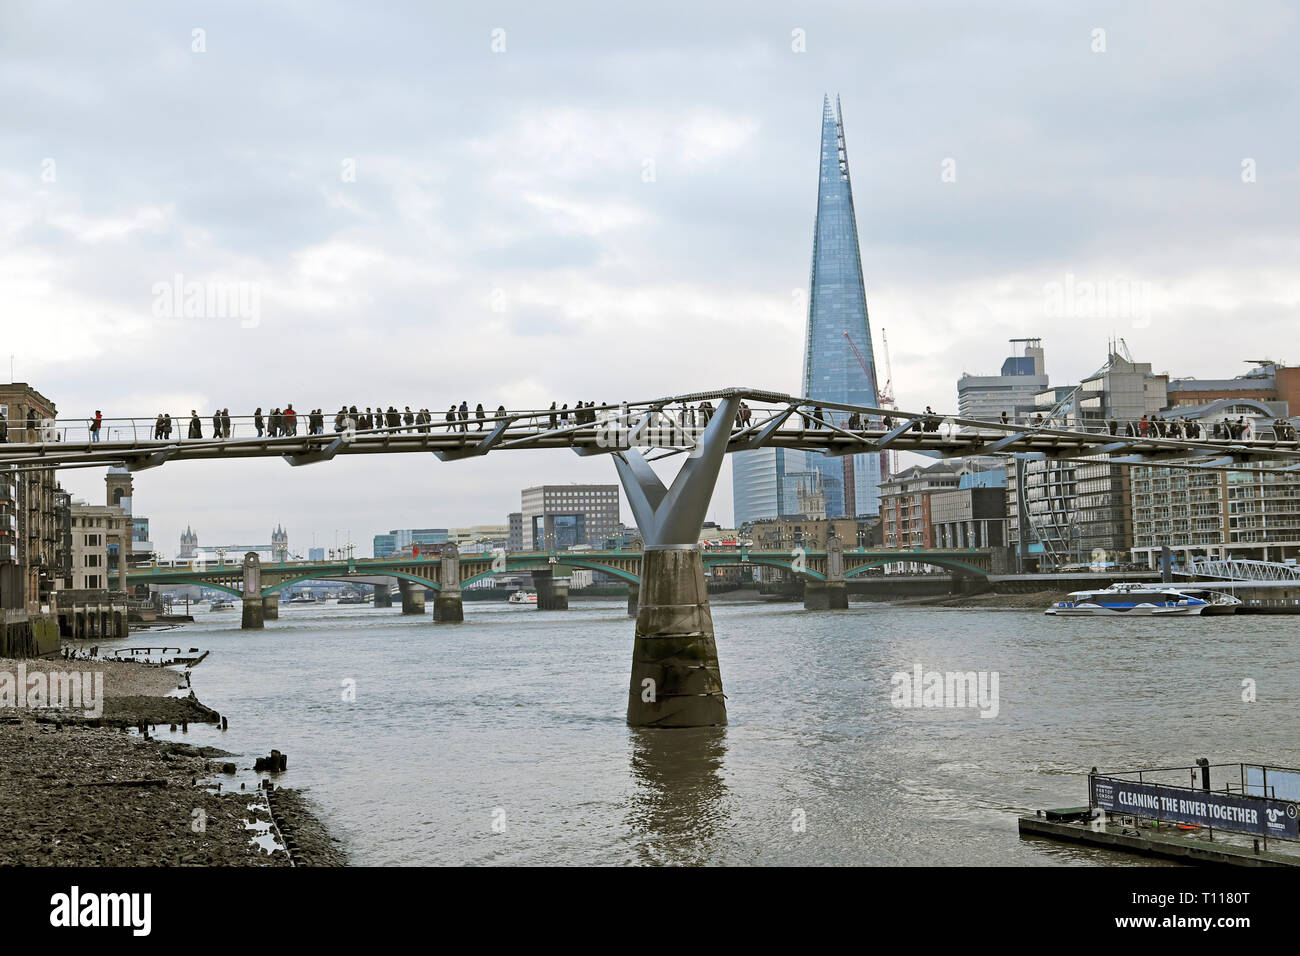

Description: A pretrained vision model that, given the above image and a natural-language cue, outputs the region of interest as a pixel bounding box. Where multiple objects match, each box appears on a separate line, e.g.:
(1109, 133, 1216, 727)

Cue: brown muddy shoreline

(877, 590, 1070, 610)
(0, 659, 347, 867)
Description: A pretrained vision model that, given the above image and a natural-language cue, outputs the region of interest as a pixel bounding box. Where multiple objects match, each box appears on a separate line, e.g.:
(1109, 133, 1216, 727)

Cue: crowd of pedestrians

(69, 402, 1300, 446)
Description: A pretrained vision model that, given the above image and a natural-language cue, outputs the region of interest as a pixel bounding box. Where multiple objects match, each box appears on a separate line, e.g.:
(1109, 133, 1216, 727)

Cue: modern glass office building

(801, 95, 882, 518)
(732, 95, 883, 525)
(732, 447, 806, 529)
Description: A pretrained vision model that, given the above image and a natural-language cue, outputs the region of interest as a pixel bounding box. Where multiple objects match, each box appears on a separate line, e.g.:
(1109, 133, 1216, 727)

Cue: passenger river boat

(1045, 583, 1241, 616)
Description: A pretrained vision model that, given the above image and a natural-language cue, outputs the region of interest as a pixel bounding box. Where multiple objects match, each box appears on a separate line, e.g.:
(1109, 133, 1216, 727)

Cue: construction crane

(879, 328, 895, 407)
(842, 330, 887, 404)
(843, 329, 897, 477)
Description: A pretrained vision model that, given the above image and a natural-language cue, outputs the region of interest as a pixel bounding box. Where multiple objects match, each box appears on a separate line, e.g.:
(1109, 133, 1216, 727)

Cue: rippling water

(128, 598, 1300, 865)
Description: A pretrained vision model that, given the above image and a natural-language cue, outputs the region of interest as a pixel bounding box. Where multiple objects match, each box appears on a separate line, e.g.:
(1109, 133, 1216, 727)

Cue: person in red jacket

(90, 410, 102, 442)
(284, 404, 297, 436)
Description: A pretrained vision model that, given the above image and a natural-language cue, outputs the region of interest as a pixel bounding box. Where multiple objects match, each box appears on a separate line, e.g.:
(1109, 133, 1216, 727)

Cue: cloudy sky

(3, 1, 1297, 556)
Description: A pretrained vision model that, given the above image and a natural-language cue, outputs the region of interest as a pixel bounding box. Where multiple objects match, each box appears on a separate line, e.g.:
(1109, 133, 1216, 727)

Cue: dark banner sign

(1091, 775, 1299, 839)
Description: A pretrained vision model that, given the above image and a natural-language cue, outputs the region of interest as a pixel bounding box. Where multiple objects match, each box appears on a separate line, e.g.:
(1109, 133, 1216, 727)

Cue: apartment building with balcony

(1130, 398, 1300, 566)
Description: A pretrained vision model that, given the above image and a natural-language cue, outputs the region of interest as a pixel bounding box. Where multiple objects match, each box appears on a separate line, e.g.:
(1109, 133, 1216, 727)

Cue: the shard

(802, 94, 882, 518)
(732, 95, 883, 528)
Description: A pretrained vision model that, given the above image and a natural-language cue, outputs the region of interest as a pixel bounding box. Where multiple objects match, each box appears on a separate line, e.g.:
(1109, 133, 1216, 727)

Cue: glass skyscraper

(732, 94, 883, 527)
(803, 94, 882, 518)
(731, 446, 806, 529)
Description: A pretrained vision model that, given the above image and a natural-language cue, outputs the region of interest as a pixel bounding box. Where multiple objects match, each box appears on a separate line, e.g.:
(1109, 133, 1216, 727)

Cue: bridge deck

(2, 390, 1296, 473)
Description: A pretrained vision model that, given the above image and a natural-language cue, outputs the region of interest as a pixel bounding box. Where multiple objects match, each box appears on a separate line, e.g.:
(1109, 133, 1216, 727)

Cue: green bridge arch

(844, 556, 990, 578)
(461, 558, 641, 588)
(702, 554, 828, 581)
(261, 569, 443, 595)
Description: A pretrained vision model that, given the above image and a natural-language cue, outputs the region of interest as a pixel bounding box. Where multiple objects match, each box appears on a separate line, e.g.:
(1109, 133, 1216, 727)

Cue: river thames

(136, 598, 1300, 865)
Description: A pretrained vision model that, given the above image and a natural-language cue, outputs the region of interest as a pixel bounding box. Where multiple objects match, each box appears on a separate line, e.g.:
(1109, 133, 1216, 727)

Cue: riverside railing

(3, 406, 1298, 446)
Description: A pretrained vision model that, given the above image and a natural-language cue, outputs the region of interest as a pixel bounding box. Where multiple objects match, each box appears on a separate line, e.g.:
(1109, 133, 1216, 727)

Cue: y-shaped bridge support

(614, 395, 739, 727)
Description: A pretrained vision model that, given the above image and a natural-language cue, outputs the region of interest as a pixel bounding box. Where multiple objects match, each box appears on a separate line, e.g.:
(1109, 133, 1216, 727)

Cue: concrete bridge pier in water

(241, 552, 264, 629)
(611, 395, 739, 728)
(433, 544, 463, 623)
(398, 579, 426, 615)
(373, 584, 393, 608)
(532, 569, 568, 610)
(262, 593, 279, 619)
(803, 535, 849, 610)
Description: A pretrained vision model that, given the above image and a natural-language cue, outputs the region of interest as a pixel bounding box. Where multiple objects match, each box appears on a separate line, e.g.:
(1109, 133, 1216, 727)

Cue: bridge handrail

(4, 393, 1297, 478)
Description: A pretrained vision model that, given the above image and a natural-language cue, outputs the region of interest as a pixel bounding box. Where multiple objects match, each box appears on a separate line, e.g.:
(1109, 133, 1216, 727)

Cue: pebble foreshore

(0, 659, 346, 867)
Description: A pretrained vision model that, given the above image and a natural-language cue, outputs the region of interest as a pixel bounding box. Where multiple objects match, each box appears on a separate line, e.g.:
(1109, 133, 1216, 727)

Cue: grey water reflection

(626, 727, 731, 865)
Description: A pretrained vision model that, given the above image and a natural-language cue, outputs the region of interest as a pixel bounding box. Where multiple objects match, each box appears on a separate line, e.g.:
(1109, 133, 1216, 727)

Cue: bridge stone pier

(262, 593, 279, 619)
(433, 544, 463, 623)
(373, 584, 393, 608)
(241, 552, 264, 629)
(533, 569, 568, 611)
(398, 579, 426, 615)
(804, 536, 848, 610)
(626, 583, 639, 618)
(613, 395, 737, 727)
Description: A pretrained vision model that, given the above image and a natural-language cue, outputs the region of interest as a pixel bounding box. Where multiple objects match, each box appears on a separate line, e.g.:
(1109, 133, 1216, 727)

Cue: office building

(734, 95, 883, 524)
(65, 501, 130, 591)
(521, 484, 620, 550)
(374, 528, 450, 559)
(0, 384, 58, 609)
(507, 512, 524, 552)
(957, 338, 1049, 421)
(1166, 361, 1300, 410)
(1130, 398, 1300, 566)
(732, 448, 809, 528)
(1009, 347, 1170, 569)
(802, 94, 883, 517)
(105, 467, 152, 568)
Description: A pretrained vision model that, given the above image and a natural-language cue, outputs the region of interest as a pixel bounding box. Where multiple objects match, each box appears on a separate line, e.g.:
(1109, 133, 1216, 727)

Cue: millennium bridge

(7, 388, 1299, 728)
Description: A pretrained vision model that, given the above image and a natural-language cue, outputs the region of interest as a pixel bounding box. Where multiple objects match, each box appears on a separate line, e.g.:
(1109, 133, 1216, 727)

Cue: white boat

(209, 599, 236, 612)
(507, 590, 537, 605)
(1045, 583, 1241, 616)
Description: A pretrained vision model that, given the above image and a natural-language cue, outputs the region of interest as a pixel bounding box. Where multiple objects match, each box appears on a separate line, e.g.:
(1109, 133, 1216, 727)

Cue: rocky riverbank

(0, 657, 346, 866)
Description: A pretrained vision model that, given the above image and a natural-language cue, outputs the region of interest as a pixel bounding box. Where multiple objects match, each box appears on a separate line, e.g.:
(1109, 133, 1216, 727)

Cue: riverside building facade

(1008, 348, 1168, 569)
(1130, 399, 1300, 566)
(0, 384, 59, 610)
(520, 484, 620, 551)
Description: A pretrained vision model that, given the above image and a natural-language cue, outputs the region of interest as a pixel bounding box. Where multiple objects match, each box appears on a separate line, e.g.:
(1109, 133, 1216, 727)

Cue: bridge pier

(804, 536, 848, 610)
(612, 394, 739, 728)
(262, 594, 279, 620)
(241, 598, 264, 629)
(241, 552, 264, 629)
(373, 584, 393, 608)
(399, 580, 426, 615)
(803, 581, 848, 610)
(433, 544, 463, 623)
(627, 583, 639, 618)
(533, 570, 568, 611)
(627, 546, 726, 727)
